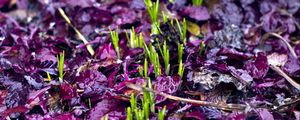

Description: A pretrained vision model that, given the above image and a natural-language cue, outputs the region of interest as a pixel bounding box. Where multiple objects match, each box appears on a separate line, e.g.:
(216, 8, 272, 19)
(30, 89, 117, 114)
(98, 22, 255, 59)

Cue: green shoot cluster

(144, 43, 161, 77)
(127, 27, 144, 48)
(110, 29, 121, 59)
(127, 92, 165, 120)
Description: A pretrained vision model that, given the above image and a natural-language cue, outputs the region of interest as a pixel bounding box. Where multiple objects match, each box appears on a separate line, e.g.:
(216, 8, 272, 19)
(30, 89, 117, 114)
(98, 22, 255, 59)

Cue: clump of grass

(175, 18, 187, 45)
(138, 59, 149, 78)
(56, 51, 65, 83)
(127, 91, 157, 120)
(58, 8, 95, 56)
(126, 27, 144, 48)
(144, 0, 160, 34)
(178, 44, 184, 78)
(144, 43, 161, 77)
(192, 0, 203, 6)
(158, 106, 167, 120)
(110, 29, 121, 59)
(144, 0, 159, 24)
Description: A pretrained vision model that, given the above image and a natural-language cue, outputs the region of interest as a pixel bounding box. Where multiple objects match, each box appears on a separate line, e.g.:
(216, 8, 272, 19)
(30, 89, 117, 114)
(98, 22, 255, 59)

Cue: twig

(58, 8, 95, 56)
(262, 32, 297, 58)
(272, 96, 300, 111)
(126, 83, 247, 111)
(269, 64, 300, 91)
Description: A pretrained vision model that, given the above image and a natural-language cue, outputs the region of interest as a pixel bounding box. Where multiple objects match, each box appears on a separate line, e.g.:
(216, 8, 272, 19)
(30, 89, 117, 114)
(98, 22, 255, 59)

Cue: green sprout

(138, 59, 149, 78)
(110, 29, 121, 59)
(199, 41, 206, 56)
(127, 107, 133, 120)
(127, 27, 145, 48)
(158, 106, 167, 120)
(175, 18, 187, 45)
(192, 0, 203, 6)
(58, 8, 94, 56)
(144, 0, 159, 24)
(178, 44, 184, 78)
(144, 43, 161, 77)
(56, 51, 65, 83)
(127, 91, 155, 120)
(144, 0, 160, 34)
(162, 41, 170, 75)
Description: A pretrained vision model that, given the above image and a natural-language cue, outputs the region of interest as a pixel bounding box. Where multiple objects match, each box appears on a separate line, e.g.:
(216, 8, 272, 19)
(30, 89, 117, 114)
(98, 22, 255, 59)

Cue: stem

(58, 8, 95, 56)
(262, 32, 297, 58)
(269, 64, 300, 90)
(126, 83, 247, 111)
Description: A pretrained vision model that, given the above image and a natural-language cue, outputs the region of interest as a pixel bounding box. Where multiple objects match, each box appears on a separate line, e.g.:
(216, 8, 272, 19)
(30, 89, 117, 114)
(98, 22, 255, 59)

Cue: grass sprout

(110, 29, 121, 59)
(144, 43, 161, 77)
(56, 51, 65, 83)
(58, 8, 95, 56)
(158, 106, 167, 120)
(127, 27, 144, 48)
(127, 91, 155, 120)
(178, 44, 184, 78)
(192, 0, 203, 6)
(144, 0, 159, 24)
(162, 41, 170, 75)
(175, 18, 187, 45)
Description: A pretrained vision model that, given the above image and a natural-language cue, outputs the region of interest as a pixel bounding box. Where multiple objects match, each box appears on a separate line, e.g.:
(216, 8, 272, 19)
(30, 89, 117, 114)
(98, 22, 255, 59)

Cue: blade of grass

(58, 8, 94, 56)
(56, 51, 65, 83)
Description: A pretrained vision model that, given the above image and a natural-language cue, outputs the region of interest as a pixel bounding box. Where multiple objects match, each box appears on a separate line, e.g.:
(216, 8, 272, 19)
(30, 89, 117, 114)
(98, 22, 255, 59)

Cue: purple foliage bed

(1, 0, 300, 119)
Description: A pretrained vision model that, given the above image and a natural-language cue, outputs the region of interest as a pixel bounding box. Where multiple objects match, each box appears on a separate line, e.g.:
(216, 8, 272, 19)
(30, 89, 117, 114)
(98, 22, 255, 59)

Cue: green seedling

(176, 18, 187, 45)
(158, 106, 167, 120)
(110, 29, 121, 59)
(162, 41, 170, 75)
(178, 44, 184, 78)
(56, 51, 65, 83)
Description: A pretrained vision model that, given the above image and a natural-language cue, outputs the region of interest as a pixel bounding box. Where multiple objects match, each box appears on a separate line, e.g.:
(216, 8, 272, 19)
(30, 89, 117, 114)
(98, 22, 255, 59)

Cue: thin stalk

(261, 32, 297, 58)
(126, 83, 247, 111)
(58, 8, 94, 55)
(269, 64, 300, 90)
